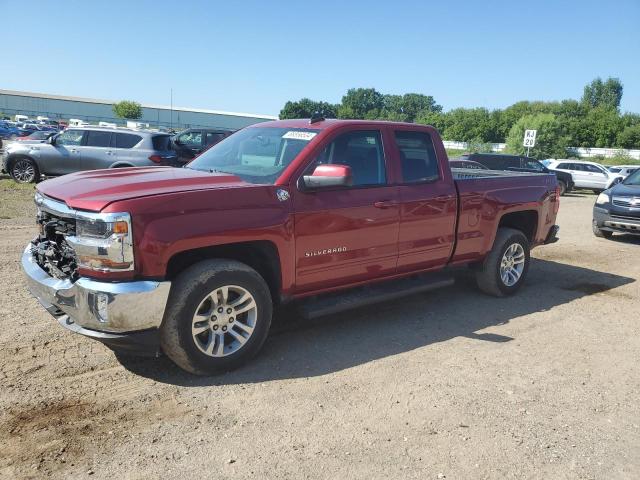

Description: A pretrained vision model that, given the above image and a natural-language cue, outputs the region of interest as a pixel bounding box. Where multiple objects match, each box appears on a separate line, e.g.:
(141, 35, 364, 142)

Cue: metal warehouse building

(0, 89, 277, 130)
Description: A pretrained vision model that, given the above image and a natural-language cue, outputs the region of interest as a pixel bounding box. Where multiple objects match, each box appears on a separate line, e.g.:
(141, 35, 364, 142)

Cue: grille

(612, 196, 640, 208)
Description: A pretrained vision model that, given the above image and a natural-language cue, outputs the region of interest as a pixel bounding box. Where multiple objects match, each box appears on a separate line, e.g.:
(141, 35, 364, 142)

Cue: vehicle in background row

(0, 121, 21, 140)
(22, 119, 560, 374)
(14, 130, 57, 143)
(545, 159, 612, 192)
(593, 168, 640, 238)
(449, 158, 488, 170)
(3, 127, 179, 183)
(605, 165, 639, 188)
(172, 128, 235, 163)
(459, 153, 575, 195)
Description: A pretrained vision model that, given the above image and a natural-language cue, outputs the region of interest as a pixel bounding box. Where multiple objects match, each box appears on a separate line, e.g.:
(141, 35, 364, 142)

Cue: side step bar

(298, 272, 455, 320)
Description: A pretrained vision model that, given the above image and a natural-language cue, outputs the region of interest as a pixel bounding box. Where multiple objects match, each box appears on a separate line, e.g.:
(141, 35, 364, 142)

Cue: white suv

(546, 160, 613, 192)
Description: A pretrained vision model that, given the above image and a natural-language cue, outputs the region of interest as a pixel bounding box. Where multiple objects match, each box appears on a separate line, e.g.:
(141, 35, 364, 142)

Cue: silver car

(3, 127, 179, 183)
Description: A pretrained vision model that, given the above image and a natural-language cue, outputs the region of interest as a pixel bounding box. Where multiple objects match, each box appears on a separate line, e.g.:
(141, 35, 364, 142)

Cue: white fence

(442, 140, 640, 160)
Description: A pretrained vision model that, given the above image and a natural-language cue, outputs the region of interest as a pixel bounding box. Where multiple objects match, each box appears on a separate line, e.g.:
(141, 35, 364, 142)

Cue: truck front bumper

(22, 245, 170, 354)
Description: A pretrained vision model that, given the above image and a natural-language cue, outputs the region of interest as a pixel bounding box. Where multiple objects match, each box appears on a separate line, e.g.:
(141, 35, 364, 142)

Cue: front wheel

(592, 220, 613, 239)
(10, 157, 39, 183)
(475, 228, 530, 297)
(160, 259, 272, 375)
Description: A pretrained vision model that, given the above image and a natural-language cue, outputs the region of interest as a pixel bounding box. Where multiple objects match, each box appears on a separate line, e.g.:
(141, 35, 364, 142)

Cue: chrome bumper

(22, 245, 171, 333)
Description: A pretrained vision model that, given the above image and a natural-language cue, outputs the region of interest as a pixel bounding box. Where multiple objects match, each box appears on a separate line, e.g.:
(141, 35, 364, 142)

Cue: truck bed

(451, 167, 551, 180)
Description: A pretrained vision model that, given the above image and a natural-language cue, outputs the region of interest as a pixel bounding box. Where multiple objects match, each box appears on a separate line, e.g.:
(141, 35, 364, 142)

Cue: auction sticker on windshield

(282, 131, 317, 141)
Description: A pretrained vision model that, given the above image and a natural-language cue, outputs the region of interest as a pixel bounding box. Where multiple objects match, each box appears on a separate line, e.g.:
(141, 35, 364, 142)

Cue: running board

(297, 272, 455, 320)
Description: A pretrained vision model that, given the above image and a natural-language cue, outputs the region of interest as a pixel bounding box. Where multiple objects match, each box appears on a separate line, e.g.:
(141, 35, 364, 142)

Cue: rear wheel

(160, 259, 272, 375)
(475, 228, 530, 297)
(10, 157, 39, 183)
(592, 220, 613, 239)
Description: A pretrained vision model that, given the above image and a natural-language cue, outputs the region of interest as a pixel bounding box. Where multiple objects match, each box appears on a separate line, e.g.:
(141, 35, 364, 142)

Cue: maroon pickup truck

(22, 119, 560, 375)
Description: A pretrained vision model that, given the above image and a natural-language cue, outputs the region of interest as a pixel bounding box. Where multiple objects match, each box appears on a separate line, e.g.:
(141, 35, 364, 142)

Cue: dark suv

(460, 153, 574, 195)
(172, 128, 235, 163)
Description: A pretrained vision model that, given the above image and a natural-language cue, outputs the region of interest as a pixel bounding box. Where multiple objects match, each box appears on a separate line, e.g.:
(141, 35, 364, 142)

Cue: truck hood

(37, 167, 248, 211)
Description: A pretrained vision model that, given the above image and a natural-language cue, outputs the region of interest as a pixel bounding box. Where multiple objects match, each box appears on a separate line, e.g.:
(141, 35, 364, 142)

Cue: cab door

(392, 127, 457, 273)
(293, 128, 400, 292)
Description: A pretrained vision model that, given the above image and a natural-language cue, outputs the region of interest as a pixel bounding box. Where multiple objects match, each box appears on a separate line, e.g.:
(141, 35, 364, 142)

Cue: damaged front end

(32, 211, 78, 281)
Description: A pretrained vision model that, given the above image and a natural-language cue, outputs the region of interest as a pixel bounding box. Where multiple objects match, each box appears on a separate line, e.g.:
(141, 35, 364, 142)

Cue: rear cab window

(394, 130, 439, 183)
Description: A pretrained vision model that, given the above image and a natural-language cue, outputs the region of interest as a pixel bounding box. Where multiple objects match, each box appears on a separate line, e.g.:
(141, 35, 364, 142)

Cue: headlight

(596, 192, 610, 205)
(67, 212, 134, 272)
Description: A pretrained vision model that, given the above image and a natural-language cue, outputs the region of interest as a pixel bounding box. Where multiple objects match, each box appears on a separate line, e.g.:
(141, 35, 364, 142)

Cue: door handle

(105, 151, 114, 155)
(70, 149, 79, 153)
(374, 200, 397, 209)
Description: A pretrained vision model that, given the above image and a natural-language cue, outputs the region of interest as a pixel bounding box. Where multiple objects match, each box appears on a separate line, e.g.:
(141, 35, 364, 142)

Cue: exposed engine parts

(32, 212, 78, 280)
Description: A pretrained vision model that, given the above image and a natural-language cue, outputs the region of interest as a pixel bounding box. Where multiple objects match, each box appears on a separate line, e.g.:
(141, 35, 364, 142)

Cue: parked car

(449, 158, 488, 170)
(172, 128, 235, 163)
(593, 168, 640, 238)
(14, 130, 56, 143)
(458, 153, 574, 195)
(3, 127, 179, 183)
(0, 121, 21, 140)
(605, 165, 640, 188)
(22, 119, 560, 374)
(545, 159, 613, 192)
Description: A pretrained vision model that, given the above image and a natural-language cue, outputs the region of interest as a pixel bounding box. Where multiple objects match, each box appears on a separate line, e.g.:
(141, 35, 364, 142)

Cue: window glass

(521, 158, 545, 172)
(395, 131, 439, 182)
(112, 133, 142, 149)
(473, 156, 507, 170)
(608, 167, 621, 173)
(85, 130, 111, 148)
(569, 163, 584, 171)
(56, 129, 84, 146)
(177, 131, 203, 147)
(152, 135, 172, 151)
(205, 132, 227, 146)
(584, 164, 603, 173)
(312, 130, 386, 186)
(187, 127, 318, 185)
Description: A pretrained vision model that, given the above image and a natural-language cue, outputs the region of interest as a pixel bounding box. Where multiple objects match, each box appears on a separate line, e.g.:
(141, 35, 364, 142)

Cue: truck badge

(276, 189, 290, 202)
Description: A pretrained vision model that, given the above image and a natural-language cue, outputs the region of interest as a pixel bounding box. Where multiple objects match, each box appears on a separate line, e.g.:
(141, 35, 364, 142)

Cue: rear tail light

(149, 155, 163, 163)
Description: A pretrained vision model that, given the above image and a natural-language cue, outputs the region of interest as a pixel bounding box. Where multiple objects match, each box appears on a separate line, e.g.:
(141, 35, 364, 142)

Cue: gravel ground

(0, 180, 639, 479)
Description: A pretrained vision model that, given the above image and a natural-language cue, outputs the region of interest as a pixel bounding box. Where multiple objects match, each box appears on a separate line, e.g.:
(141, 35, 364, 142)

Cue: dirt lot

(0, 178, 638, 480)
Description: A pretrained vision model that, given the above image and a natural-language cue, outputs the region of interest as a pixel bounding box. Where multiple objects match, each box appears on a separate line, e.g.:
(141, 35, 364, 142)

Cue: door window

(56, 129, 84, 146)
(111, 133, 142, 149)
(205, 132, 227, 146)
(311, 130, 386, 186)
(395, 131, 439, 183)
(584, 164, 605, 174)
(177, 131, 203, 147)
(85, 130, 112, 147)
(521, 158, 545, 172)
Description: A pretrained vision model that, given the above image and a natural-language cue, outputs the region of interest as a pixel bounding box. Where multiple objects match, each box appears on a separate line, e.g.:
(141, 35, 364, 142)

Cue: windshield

(187, 127, 318, 184)
(623, 168, 640, 186)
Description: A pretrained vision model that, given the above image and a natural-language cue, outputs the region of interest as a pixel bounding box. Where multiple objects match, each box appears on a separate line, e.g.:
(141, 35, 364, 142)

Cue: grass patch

(0, 177, 37, 220)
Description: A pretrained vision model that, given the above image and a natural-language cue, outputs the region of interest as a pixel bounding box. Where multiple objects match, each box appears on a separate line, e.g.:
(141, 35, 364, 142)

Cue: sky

(2, 0, 639, 116)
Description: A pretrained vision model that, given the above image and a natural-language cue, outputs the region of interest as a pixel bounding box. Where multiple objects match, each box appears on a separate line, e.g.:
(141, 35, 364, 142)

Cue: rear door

(293, 127, 400, 292)
(393, 128, 457, 273)
(583, 164, 609, 189)
(81, 130, 114, 170)
(111, 132, 143, 165)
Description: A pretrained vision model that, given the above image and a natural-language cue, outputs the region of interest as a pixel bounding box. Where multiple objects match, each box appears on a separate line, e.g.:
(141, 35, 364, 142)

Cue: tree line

(279, 78, 640, 159)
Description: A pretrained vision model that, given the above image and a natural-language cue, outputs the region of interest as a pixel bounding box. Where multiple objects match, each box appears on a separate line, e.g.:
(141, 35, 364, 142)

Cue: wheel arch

(165, 240, 282, 302)
(497, 210, 539, 243)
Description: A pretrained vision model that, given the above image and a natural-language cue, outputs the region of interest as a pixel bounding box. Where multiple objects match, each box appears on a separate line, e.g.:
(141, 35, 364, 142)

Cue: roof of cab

(252, 118, 430, 131)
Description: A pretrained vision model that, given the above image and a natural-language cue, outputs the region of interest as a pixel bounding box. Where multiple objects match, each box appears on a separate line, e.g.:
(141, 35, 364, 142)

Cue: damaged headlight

(67, 212, 134, 273)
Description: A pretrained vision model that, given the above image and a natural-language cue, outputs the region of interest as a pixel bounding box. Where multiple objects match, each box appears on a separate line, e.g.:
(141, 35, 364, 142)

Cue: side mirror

(301, 164, 353, 190)
(47, 135, 56, 145)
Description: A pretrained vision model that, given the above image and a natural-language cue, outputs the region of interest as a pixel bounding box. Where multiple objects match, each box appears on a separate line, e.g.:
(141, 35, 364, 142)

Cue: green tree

(112, 100, 143, 120)
(581, 77, 623, 110)
(506, 113, 569, 159)
(337, 88, 385, 119)
(414, 110, 447, 132)
(381, 93, 442, 122)
(440, 108, 497, 143)
(617, 125, 640, 149)
(279, 98, 337, 119)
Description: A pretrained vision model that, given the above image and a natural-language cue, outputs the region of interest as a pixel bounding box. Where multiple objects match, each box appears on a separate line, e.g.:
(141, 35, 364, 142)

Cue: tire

(10, 156, 39, 183)
(592, 220, 613, 239)
(475, 227, 530, 297)
(557, 180, 567, 196)
(160, 259, 273, 375)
